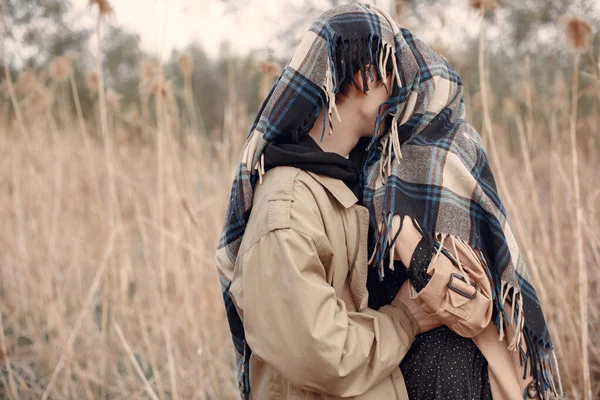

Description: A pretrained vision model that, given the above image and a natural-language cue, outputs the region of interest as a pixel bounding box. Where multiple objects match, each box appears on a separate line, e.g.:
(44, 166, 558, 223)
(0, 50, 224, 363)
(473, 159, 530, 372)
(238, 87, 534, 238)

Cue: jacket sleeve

(242, 227, 419, 397)
(407, 235, 493, 338)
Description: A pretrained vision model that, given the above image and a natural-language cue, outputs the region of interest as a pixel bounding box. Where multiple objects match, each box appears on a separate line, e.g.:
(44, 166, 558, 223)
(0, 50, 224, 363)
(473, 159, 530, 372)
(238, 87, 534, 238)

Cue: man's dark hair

(334, 37, 394, 101)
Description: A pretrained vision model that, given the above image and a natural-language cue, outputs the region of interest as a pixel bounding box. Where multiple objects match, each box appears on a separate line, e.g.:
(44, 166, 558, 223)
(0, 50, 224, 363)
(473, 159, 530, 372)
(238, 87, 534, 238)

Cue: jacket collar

(305, 171, 358, 208)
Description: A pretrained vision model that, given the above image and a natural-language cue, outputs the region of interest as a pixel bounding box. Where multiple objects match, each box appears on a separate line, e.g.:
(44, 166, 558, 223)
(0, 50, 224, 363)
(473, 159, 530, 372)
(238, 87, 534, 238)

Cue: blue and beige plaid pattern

(216, 4, 557, 398)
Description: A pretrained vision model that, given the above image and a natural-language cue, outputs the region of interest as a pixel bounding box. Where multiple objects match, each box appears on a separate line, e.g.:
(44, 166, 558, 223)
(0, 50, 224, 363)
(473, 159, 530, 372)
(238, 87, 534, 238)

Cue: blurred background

(0, 0, 599, 398)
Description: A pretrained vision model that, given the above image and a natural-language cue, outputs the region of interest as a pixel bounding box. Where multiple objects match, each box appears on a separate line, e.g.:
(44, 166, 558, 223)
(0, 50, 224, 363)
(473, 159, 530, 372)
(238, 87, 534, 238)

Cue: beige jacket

(229, 166, 418, 399)
(224, 165, 539, 399)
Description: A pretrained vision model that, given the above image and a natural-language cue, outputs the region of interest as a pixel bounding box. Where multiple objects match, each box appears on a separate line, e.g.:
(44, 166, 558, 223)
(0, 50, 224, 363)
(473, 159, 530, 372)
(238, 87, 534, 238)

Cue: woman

(216, 3, 559, 399)
(353, 6, 560, 399)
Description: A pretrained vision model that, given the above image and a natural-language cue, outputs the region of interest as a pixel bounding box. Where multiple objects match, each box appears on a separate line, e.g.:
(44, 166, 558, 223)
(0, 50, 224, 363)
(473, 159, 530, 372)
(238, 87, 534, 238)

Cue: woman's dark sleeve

(406, 236, 434, 292)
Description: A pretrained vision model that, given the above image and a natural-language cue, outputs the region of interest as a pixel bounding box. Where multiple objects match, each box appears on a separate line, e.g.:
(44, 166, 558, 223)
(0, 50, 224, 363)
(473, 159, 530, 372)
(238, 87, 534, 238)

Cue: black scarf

(263, 135, 369, 200)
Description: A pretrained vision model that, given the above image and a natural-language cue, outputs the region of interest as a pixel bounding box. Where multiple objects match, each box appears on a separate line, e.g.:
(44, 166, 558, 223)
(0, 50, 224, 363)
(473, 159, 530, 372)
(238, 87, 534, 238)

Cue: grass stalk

(155, 88, 167, 302)
(1, 0, 28, 138)
(569, 52, 591, 399)
(0, 309, 20, 400)
(164, 323, 180, 400)
(114, 323, 160, 400)
(69, 71, 102, 203)
(41, 231, 117, 400)
(138, 313, 166, 399)
(476, 6, 511, 204)
(183, 76, 203, 136)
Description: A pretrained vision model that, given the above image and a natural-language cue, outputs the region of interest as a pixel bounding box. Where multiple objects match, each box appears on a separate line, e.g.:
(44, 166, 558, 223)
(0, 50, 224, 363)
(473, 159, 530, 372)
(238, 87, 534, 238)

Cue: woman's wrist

(392, 215, 422, 267)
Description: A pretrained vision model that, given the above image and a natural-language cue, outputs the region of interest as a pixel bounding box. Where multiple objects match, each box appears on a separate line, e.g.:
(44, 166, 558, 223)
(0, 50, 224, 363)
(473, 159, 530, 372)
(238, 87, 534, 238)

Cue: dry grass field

(1, 7, 599, 400)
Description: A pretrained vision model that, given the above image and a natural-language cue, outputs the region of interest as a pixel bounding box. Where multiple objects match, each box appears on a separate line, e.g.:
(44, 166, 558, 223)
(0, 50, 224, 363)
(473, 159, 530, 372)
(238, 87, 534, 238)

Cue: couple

(216, 4, 558, 399)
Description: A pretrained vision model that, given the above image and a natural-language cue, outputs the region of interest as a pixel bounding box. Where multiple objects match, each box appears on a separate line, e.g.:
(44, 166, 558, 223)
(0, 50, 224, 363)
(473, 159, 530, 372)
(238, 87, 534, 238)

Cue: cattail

(105, 88, 121, 111)
(469, 0, 498, 12)
(32, 89, 54, 114)
(90, 0, 113, 15)
(160, 81, 173, 100)
(141, 59, 161, 90)
(561, 15, 593, 53)
(0, 81, 8, 97)
(124, 105, 142, 142)
(141, 59, 160, 81)
(393, 0, 407, 19)
(86, 70, 100, 95)
(258, 61, 278, 99)
(258, 61, 277, 76)
(521, 81, 535, 105)
(16, 68, 40, 96)
(48, 56, 72, 82)
(151, 78, 162, 96)
(64, 50, 80, 61)
(178, 52, 193, 78)
(151, 78, 173, 100)
(125, 105, 141, 124)
(502, 97, 517, 117)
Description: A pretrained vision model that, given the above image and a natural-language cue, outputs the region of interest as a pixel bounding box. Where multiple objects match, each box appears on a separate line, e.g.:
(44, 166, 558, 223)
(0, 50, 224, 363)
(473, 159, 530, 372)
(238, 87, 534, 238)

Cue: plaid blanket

(217, 3, 558, 398)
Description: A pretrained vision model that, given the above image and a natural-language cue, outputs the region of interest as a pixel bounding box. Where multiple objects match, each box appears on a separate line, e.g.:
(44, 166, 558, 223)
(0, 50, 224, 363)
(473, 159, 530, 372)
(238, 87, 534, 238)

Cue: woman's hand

(394, 280, 441, 333)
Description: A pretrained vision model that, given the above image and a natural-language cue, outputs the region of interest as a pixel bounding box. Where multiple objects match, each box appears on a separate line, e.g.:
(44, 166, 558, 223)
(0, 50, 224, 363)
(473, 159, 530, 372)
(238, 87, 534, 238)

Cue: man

(216, 4, 439, 398)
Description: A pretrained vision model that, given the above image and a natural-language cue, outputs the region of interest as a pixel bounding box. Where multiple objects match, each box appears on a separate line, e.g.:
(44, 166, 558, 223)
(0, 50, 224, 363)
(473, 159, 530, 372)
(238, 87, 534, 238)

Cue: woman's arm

(392, 215, 494, 338)
(242, 227, 420, 397)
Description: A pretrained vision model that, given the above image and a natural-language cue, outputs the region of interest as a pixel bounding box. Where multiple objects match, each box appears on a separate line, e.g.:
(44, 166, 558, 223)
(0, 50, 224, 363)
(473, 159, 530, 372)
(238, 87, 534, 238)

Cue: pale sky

(71, 0, 599, 61)
(72, 0, 392, 60)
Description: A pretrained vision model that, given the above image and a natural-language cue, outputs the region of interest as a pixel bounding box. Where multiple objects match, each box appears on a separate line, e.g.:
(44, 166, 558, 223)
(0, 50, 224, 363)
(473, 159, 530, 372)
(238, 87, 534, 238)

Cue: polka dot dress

(400, 326, 492, 400)
(367, 257, 493, 400)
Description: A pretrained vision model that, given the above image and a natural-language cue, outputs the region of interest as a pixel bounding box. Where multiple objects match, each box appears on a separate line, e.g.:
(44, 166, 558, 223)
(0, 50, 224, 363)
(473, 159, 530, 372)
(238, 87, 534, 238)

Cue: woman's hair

(334, 37, 394, 101)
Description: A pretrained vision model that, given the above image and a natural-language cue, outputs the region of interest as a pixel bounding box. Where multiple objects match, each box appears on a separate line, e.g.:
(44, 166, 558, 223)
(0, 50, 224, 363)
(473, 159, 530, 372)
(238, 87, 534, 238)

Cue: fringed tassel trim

(496, 280, 560, 398)
(376, 41, 402, 92)
(551, 349, 564, 397)
(369, 108, 403, 277)
(323, 57, 341, 139)
(256, 153, 265, 184)
(378, 134, 388, 185)
(497, 280, 520, 343)
(495, 279, 526, 354)
(369, 213, 466, 281)
(522, 326, 559, 399)
(368, 219, 388, 278)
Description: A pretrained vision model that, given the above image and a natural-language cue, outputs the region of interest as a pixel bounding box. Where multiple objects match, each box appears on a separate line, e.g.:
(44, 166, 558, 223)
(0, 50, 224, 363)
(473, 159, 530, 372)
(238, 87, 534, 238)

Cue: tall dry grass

(1, 5, 599, 400)
(0, 72, 247, 398)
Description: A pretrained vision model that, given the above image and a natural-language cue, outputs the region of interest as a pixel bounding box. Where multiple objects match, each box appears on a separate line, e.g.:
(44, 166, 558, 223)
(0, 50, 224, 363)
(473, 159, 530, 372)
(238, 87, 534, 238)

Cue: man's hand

(395, 280, 441, 333)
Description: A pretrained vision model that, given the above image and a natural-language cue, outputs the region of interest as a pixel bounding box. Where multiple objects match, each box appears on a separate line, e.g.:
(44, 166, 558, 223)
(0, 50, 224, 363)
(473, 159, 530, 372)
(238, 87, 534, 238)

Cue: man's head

(333, 39, 394, 138)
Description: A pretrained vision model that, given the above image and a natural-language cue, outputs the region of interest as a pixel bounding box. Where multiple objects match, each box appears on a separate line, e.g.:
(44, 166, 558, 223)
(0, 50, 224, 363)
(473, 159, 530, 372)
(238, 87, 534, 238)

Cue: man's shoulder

(259, 166, 325, 203)
(240, 166, 328, 253)
(253, 166, 338, 226)
(254, 166, 329, 221)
